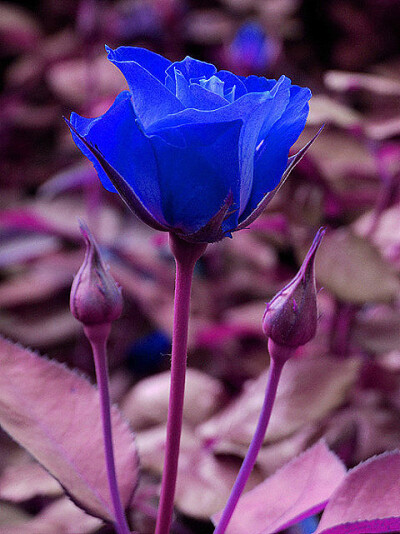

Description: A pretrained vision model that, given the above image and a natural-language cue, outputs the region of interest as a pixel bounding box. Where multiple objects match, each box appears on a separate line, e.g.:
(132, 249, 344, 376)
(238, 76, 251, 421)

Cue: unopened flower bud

(262, 228, 325, 349)
(70, 221, 123, 326)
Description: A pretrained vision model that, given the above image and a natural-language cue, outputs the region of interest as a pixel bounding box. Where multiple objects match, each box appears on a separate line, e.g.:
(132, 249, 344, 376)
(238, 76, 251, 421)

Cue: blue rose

(68, 46, 312, 242)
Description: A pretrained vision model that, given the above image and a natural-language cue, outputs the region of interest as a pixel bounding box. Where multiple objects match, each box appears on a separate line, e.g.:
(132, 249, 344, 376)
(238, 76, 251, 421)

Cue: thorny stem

(84, 324, 131, 534)
(154, 234, 207, 534)
(214, 341, 289, 534)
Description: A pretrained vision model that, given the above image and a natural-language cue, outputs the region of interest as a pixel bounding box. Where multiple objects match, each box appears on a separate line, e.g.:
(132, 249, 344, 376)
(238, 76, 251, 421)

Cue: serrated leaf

(213, 441, 346, 534)
(0, 336, 138, 523)
(316, 451, 400, 534)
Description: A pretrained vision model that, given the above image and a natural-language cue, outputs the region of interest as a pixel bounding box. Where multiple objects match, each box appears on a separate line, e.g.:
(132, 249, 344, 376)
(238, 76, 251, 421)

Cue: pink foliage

(213, 441, 346, 534)
(0, 336, 138, 523)
(316, 451, 400, 534)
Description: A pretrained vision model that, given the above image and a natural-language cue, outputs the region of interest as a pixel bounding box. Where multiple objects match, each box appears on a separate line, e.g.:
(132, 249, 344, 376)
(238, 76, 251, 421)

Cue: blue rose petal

(174, 70, 228, 111)
(241, 75, 277, 93)
(105, 45, 172, 82)
(215, 70, 247, 99)
(106, 46, 183, 129)
(70, 91, 168, 228)
(241, 86, 311, 221)
(68, 46, 315, 243)
(149, 120, 242, 233)
(165, 56, 217, 90)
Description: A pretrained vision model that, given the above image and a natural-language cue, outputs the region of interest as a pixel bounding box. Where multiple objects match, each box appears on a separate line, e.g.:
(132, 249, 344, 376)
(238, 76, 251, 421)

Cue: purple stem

(84, 324, 131, 534)
(154, 235, 207, 534)
(214, 344, 287, 534)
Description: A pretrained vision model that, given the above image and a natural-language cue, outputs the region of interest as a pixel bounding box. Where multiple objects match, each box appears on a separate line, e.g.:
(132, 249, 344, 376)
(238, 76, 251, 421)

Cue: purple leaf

(308, 95, 362, 129)
(316, 451, 400, 534)
(0, 497, 103, 534)
(0, 234, 61, 268)
(121, 368, 227, 430)
(0, 198, 121, 245)
(199, 356, 360, 446)
(0, 460, 63, 502)
(47, 55, 126, 106)
(0, 336, 139, 522)
(324, 70, 400, 96)
(0, 256, 78, 307)
(135, 424, 262, 519)
(213, 441, 346, 534)
(316, 228, 400, 304)
(0, 309, 81, 348)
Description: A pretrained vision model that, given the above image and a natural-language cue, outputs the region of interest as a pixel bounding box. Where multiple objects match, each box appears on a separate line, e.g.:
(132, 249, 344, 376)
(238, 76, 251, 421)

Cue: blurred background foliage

(1, 1, 400, 533)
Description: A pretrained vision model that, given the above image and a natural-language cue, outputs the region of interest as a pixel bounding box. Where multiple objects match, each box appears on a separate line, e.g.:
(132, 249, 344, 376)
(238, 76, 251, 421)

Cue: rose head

(68, 46, 312, 243)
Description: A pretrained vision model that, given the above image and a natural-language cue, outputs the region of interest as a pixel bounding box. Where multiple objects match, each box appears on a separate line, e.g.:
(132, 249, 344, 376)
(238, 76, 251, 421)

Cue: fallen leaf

(353, 304, 400, 353)
(199, 355, 360, 446)
(122, 368, 227, 429)
(0, 497, 102, 534)
(0, 234, 61, 268)
(0, 310, 80, 347)
(324, 70, 400, 96)
(0, 460, 63, 502)
(315, 228, 399, 304)
(308, 95, 362, 128)
(135, 424, 262, 519)
(0, 4, 41, 54)
(175, 443, 263, 519)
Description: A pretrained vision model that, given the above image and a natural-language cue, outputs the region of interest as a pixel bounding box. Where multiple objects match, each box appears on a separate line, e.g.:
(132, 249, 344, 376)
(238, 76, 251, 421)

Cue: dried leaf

(0, 336, 138, 522)
(324, 70, 400, 95)
(0, 261, 76, 307)
(353, 203, 400, 266)
(323, 404, 400, 465)
(135, 424, 262, 519)
(122, 368, 227, 429)
(0, 198, 121, 245)
(304, 129, 376, 184)
(175, 443, 263, 519)
(315, 228, 399, 304)
(0, 310, 80, 348)
(353, 304, 400, 353)
(135, 424, 197, 475)
(199, 356, 360, 446)
(316, 451, 400, 534)
(0, 498, 102, 534)
(184, 9, 233, 44)
(47, 55, 127, 106)
(213, 441, 346, 534)
(308, 95, 362, 128)
(0, 235, 61, 268)
(0, 4, 41, 53)
(0, 461, 63, 502)
(363, 115, 400, 141)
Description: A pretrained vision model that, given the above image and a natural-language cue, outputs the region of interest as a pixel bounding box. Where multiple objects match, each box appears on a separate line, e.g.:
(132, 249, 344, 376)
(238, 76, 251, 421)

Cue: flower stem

(154, 235, 207, 534)
(214, 344, 288, 534)
(84, 324, 131, 534)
